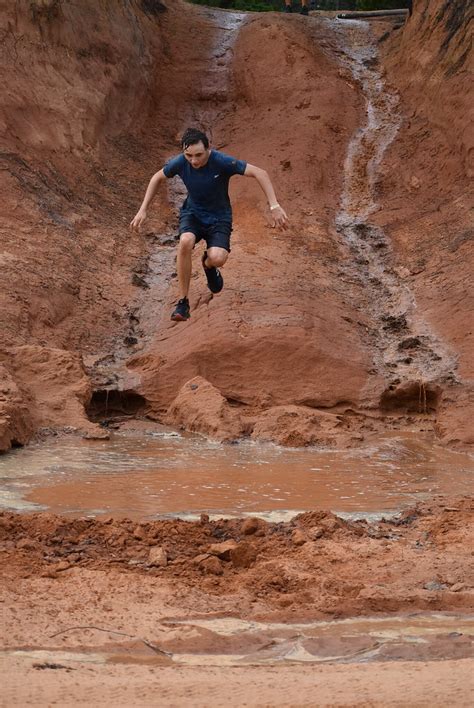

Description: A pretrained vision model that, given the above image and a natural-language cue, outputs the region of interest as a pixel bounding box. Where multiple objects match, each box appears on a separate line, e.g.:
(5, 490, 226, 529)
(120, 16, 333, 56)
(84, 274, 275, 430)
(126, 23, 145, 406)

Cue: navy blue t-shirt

(163, 150, 247, 224)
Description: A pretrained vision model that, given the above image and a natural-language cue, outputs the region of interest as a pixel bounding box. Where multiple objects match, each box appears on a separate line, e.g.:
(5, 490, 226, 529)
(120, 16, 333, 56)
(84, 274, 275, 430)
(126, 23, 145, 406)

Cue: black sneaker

(171, 297, 190, 321)
(284, 5, 292, 12)
(301, 6, 309, 15)
(202, 251, 224, 294)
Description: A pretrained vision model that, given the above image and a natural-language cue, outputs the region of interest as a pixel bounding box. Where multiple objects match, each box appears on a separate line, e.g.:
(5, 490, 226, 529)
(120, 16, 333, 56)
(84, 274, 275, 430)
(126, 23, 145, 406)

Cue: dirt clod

(148, 546, 168, 567)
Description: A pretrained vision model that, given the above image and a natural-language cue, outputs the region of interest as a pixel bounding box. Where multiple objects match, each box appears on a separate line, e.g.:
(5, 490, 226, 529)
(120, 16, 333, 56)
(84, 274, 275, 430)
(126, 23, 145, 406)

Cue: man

(130, 128, 288, 321)
(284, 1, 309, 15)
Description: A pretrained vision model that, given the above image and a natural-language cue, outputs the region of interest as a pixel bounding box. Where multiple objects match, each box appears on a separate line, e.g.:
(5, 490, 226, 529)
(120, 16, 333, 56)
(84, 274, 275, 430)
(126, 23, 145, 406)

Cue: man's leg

(202, 223, 231, 294)
(202, 247, 227, 295)
(300, 0, 309, 15)
(284, 1, 292, 12)
(171, 231, 196, 321)
(177, 231, 196, 298)
(203, 247, 228, 270)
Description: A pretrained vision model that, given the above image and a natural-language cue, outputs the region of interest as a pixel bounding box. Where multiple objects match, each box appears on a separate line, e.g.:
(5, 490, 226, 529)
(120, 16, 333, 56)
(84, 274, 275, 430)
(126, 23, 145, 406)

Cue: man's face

(183, 141, 210, 169)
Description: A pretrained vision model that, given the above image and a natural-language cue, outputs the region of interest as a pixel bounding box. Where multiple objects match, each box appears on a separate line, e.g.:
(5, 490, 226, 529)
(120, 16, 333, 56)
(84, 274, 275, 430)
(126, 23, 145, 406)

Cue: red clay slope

(0, 0, 472, 450)
(377, 0, 473, 444)
(0, 0, 206, 447)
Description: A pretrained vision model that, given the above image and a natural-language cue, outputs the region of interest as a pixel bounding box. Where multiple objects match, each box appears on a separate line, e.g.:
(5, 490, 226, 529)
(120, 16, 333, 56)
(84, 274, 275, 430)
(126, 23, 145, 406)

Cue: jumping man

(130, 128, 288, 321)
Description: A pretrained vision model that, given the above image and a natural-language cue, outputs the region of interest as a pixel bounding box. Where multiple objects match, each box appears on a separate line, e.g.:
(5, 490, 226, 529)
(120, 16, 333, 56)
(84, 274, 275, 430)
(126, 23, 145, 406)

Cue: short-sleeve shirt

(163, 150, 247, 225)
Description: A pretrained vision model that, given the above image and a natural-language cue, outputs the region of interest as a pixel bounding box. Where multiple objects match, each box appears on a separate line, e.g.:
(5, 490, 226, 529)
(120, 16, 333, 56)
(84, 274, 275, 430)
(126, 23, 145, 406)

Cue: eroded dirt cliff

(0, 0, 472, 450)
(377, 0, 473, 444)
(1, 0, 207, 447)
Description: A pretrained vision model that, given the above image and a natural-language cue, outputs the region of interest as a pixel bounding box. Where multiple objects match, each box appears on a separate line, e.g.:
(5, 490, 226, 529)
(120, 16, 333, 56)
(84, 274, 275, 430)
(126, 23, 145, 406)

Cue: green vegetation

(355, 1, 410, 9)
(188, 1, 411, 10)
(189, 0, 280, 10)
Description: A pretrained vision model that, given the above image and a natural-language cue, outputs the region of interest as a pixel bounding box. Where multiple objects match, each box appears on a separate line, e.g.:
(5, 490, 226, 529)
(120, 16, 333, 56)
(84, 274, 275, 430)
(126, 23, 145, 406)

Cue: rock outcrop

(164, 376, 245, 442)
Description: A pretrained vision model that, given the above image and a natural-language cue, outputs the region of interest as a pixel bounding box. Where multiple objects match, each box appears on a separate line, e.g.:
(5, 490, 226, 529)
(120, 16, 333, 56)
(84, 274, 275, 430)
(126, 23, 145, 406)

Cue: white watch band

(270, 203, 280, 211)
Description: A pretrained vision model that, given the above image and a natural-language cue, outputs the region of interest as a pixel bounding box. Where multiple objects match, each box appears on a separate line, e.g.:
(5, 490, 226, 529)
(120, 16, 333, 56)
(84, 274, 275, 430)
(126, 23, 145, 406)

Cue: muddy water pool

(0, 429, 472, 520)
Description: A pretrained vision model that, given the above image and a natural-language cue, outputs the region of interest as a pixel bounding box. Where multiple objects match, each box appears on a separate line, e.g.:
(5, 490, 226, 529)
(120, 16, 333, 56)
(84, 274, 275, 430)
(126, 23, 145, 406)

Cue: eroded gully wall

(376, 0, 473, 443)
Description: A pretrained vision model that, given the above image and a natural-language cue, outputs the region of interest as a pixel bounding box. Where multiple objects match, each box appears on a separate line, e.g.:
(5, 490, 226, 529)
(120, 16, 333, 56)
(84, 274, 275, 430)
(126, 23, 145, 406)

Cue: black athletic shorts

(179, 212, 232, 252)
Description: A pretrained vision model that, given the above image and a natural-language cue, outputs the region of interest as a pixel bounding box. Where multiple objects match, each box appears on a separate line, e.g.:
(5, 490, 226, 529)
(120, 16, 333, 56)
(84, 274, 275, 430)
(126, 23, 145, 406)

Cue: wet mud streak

(89, 10, 247, 401)
(165, 10, 247, 213)
(5, 614, 474, 667)
(333, 20, 457, 408)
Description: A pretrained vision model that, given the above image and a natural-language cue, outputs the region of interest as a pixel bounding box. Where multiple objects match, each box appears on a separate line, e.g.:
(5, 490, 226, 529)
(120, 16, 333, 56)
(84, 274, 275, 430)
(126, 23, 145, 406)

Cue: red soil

(1, 3, 472, 703)
(378, 0, 474, 445)
(2, 498, 473, 705)
(2, 498, 473, 618)
(1, 0, 471, 451)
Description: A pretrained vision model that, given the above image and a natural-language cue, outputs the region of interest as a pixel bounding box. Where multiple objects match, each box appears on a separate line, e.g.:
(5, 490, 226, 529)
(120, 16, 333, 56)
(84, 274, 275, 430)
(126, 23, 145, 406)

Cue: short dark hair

(181, 128, 209, 150)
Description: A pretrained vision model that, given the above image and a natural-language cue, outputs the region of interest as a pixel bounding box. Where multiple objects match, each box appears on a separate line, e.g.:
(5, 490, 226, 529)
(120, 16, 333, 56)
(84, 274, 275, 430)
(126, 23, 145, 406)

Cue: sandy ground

(2, 656, 473, 707)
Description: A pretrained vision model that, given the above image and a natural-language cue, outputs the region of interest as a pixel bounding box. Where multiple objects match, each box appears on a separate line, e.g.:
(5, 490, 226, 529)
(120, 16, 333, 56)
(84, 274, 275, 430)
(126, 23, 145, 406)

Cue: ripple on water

(0, 430, 472, 519)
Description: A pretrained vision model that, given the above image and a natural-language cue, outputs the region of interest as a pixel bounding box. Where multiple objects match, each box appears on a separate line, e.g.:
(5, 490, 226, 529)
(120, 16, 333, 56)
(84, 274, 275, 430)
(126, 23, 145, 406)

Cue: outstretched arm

(130, 168, 167, 232)
(244, 163, 288, 229)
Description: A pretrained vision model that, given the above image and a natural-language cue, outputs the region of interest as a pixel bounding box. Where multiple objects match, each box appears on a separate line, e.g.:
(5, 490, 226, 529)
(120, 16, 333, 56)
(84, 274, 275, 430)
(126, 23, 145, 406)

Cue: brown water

(0, 428, 472, 520)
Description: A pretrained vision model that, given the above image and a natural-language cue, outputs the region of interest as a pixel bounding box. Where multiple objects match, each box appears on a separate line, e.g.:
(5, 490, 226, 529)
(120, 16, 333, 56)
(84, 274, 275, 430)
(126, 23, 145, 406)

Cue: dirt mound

(0, 345, 102, 447)
(2, 498, 473, 616)
(127, 11, 372, 436)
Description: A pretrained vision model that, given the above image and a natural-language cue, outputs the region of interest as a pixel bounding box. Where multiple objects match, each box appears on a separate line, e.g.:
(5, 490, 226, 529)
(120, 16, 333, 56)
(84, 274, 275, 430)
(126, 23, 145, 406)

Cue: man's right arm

(130, 168, 167, 232)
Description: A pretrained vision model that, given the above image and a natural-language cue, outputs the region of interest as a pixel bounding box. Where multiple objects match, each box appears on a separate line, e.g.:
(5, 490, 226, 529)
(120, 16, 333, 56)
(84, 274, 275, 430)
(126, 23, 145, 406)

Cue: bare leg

(205, 246, 229, 269)
(177, 232, 196, 298)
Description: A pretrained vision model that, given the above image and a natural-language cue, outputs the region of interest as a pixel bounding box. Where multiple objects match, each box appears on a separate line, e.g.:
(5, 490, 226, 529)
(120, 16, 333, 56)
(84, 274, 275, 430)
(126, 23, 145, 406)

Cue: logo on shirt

(213, 174, 220, 179)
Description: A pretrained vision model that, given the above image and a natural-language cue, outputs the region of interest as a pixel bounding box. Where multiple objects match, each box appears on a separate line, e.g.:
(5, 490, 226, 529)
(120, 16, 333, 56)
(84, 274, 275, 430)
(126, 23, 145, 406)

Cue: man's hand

(270, 205, 289, 230)
(130, 208, 147, 233)
(243, 164, 289, 229)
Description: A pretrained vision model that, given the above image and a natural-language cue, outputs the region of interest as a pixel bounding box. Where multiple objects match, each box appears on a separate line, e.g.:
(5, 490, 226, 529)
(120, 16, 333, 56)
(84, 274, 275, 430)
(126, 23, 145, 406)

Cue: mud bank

(1, 1, 471, 451)
(2, 497, 473, 617)
(0, 0, 221, 449)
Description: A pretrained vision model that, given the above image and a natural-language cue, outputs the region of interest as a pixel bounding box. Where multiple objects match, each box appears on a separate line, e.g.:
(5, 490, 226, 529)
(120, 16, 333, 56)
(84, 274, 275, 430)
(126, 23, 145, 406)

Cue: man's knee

(179, 232, 196, 252)
(207, 249, 228, 268)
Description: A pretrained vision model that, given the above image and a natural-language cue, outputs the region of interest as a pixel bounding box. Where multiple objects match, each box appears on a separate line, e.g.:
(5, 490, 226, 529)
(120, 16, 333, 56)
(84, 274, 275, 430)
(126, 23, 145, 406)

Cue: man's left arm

(243, 163, 288, 229)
